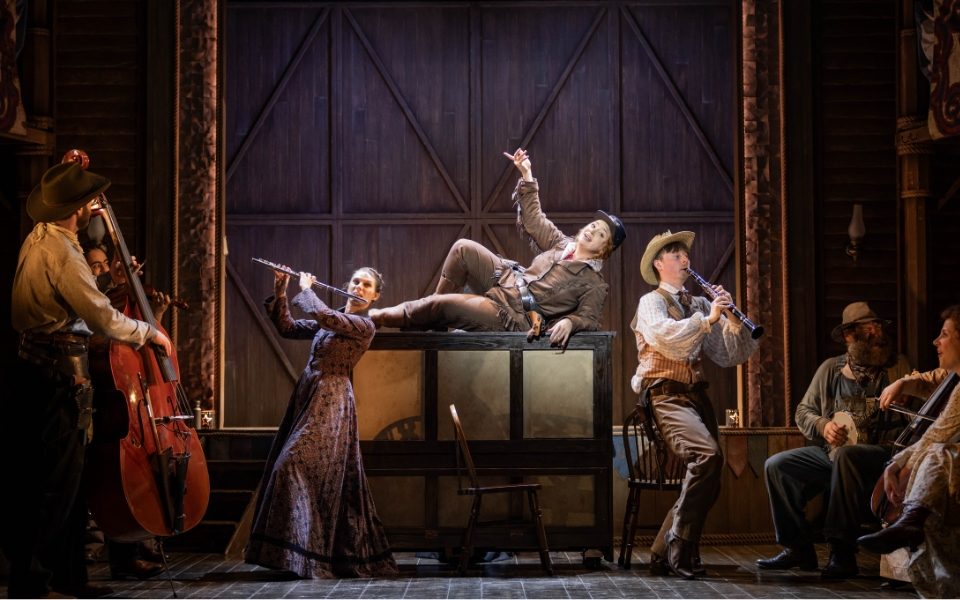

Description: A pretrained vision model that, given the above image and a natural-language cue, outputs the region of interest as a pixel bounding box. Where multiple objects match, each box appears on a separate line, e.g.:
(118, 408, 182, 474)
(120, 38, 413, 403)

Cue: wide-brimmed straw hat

(640, 230, 695, 285)
(594, 210, 626, 252)
(830, 301, 891, 342)
(26, 162, 110, 223)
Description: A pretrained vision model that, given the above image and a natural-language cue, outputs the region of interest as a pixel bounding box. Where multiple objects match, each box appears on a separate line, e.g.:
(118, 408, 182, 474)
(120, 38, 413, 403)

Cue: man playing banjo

(757, 302, 912, 579)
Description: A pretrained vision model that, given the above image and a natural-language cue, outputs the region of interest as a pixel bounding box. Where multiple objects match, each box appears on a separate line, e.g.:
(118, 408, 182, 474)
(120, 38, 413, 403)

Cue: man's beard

(847, 332, 893, 367)
(76, 205, 92, 230)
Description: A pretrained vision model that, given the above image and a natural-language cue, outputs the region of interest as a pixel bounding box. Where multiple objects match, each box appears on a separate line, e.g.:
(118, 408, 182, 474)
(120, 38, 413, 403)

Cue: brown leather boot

(369, 305, 406, 328)
(665, 532, 696, 579)
(858, 503, 930, 554)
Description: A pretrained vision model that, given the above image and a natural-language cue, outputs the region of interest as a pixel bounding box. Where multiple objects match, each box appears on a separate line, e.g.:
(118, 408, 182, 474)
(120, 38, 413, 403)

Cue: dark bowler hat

(830, 301, 892, 342)
(26, 162, 111, 223)
(594, 210, 626, 251)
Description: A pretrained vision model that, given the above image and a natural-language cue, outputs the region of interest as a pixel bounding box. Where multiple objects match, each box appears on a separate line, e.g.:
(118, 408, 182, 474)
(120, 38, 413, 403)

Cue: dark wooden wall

(811, 0, 899, 365)
(54, 0, 146, 255)
(804, 0, 960, 379)
(223, 1, 740, 428)
(5, 0, 956, 431)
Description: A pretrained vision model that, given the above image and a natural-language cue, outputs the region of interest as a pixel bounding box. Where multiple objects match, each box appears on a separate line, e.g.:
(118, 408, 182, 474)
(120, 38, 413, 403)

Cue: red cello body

(66, 149, 210, 542)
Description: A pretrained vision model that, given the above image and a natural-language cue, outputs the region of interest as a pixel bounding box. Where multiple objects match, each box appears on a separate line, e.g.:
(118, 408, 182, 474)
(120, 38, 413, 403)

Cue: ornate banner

(0, 0, 26, 135)
(928, 0, 960, 139)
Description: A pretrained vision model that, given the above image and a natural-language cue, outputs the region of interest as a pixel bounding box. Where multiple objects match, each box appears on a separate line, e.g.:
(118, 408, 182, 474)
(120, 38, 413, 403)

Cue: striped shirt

(630, 282, 758, 390)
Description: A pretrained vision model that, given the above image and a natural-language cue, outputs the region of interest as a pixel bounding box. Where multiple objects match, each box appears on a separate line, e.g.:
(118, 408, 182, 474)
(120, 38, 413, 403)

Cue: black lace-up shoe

(756, 545, 818, 570)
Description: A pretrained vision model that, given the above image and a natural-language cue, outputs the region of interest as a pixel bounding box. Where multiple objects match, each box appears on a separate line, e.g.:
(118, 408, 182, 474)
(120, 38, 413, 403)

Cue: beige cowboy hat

(640, 230, 695, 285)
(26, 162, 110, 223)
(830, 301, 891, 342)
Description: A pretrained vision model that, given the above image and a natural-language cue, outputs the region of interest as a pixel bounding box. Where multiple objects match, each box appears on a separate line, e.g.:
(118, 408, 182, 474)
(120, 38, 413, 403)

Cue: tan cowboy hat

(640, 230, 695, 285)
(26, 162, 110, 223)
(830, 301, 892, 342)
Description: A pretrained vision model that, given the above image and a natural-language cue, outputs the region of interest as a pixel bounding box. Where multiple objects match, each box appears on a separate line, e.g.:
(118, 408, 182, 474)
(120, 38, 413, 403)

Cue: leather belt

(502, 263, 539, 314)
(643, 378, 709, 397)
(20, 330, 90, 348)
(19, 331, 91, 381)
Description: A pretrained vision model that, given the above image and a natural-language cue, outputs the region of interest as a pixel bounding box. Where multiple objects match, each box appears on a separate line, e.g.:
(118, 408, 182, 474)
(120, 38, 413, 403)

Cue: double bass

(870, 371, 959, 525)
(66, 149, 211, 542)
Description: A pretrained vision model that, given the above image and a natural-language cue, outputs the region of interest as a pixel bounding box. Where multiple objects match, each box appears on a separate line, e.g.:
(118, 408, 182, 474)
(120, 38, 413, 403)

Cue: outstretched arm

(504, 148, 566, 251)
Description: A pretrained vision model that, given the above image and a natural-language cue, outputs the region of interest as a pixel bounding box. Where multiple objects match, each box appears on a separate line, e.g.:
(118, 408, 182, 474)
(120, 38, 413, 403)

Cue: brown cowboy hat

(26, 162, 110, 223)
(640, 230, 695, 285)
(830, 301, 892, 342)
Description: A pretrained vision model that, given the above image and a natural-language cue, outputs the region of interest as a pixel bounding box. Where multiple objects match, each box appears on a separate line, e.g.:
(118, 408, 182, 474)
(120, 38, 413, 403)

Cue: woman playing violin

(244, 266, 397, 579)
(83, 244, 173, 320)
(859, 304, 960, 598)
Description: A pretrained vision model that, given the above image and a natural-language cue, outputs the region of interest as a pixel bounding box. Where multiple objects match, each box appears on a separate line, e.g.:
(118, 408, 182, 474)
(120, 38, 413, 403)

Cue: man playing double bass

(5, 162, 172, 598)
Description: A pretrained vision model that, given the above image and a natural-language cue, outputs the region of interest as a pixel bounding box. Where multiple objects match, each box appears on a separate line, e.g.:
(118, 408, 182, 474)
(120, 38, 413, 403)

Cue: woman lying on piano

(369, 149, 625, 351)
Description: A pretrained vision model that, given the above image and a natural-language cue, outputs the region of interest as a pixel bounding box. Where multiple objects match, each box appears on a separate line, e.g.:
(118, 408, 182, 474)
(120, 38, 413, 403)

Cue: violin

(66, 149, 210, 542)
(870, 371, 959, 524)
(107, 281, 191, 313)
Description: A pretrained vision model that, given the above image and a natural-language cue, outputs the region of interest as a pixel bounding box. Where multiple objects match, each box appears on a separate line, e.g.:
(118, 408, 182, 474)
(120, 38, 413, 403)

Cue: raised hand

(502, 148, 532, 180)
(299, 271, 317, 292)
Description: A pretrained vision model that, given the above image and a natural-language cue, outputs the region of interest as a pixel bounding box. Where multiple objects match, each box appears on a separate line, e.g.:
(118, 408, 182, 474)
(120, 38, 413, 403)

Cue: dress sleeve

(892, 385, 960, 470)
(264, 294, 319, 340)
(292, 289, 375, 341)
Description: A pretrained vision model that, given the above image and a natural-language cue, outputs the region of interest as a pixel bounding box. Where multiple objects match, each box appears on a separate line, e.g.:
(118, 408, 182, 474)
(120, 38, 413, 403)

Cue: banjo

(827, 399, 932, 461)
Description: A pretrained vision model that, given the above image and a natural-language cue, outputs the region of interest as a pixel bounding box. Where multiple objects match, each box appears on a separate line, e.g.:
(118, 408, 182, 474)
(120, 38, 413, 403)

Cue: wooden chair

(617, 401, 686, 569)
(449, 404, 553, 576)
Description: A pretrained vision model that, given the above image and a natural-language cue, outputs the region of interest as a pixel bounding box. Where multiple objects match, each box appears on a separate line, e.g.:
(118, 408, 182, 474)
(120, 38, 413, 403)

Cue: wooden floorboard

(0, 546, 918, 598)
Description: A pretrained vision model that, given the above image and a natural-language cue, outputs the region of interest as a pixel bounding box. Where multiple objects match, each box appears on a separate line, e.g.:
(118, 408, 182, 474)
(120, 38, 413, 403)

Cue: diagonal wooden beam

(226, 259, 299, 383)
(344, 8, 469, 214)
(939, 175, 960, 211)
(708, 238, 735, 283)
(421, 223, 471, 297)
(226, 7, 331, 183)
(483, 6, 607, 212)
(621, 6, 733, 195)
(482, 223, 512, 261)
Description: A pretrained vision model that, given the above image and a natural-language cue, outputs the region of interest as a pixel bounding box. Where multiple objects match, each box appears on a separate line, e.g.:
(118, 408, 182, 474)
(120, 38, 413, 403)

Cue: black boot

(665, 532, 696, 580)
(756, 544, 818, 570)
(821, 541, 858, 580)
(858, 503, 930, 554)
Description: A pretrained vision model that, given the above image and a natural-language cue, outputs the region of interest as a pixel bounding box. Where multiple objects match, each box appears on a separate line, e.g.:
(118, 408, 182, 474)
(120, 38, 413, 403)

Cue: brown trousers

(649, 389, 724, 556)
(376, 240, 521, 332)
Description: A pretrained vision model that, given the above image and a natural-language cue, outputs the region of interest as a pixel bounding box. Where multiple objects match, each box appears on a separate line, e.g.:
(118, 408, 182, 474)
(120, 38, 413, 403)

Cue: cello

(870, 370, 959, 525)
(66, 149, 211, 543)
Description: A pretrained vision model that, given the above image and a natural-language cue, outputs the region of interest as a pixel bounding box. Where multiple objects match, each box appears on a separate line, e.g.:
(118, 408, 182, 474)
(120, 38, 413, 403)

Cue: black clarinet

(684, 267, 764, 339)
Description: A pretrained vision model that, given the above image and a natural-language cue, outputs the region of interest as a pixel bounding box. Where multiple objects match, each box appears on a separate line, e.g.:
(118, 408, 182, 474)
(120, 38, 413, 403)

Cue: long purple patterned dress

(244, 288, 397, 578)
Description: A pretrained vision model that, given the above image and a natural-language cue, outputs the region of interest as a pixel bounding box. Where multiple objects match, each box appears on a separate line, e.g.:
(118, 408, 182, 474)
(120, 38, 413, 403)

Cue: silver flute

(684, 267, 764, 339)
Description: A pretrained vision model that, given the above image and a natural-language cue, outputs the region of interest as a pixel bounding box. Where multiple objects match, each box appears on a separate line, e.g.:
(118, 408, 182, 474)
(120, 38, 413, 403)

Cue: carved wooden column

(741, 0, 789, 426)
(896, 0, 933, 369)
(175, 0, 221, 418)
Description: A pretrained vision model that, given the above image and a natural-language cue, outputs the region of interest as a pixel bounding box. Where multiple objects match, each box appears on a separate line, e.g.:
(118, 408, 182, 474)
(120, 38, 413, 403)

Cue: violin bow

(252, 258, 365, 302)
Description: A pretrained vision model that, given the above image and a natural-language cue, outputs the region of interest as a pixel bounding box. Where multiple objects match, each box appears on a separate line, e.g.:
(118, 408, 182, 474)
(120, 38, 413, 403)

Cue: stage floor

(1, 545, 917, 599)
